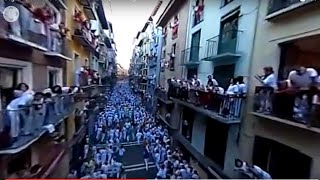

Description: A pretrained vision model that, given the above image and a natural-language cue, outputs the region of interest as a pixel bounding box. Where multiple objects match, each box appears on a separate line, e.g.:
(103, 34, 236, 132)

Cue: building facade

(240, 0, 320, 179)
(0, 0, 115, 178)
(157, 0, 190, 89)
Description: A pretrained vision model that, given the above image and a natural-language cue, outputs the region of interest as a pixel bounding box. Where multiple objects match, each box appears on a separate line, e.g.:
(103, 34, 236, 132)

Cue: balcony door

(190, 30, 201, 62)
(253, 136, 311, 178)
(214, 64, 235, 90)
(219, 11, 239, 54)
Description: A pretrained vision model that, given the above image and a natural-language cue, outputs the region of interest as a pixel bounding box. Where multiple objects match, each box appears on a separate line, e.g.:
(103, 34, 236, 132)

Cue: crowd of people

(71, 82, 200, 179)
(162, 74, 247, 97)
(0, 83, 80, 148)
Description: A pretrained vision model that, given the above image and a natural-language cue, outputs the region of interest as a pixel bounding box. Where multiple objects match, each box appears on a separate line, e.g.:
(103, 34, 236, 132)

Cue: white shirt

(7, 92, 34, 110)
(136, 132, 142, 139)
(262, 73, 277, 89)
(226, 84, 239, 95)
(238, 83, 247, 94)
(119, 148, 125, 156)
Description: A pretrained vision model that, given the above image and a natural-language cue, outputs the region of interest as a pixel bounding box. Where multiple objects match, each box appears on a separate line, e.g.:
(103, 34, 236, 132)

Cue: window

(162, 26, 167, 47)
(171, 15, 179, 40)
(48, 70, 58, 88)
(222, 0, 233, 7)
(219, 10, 239, 54)
(0, 67, 20, 109)
(74, 53, 80, 72)
(172, 43, 177, 54)
(267, 0, 302, 15)
(193, 0, 204, 26)
(47, 66, 62, 88)
(161, 49, 166, 59)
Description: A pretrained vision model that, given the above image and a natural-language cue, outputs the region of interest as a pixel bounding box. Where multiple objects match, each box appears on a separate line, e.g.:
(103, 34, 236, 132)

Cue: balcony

(181, 47, 201, 68)
(266, 0, 320, 20)
(155, 87, 172, 104)
(252, 86, 320, 133)
(148, 55, 157, 67)
(0, 94, 75, 154)
(203, 30, 242, 62)
(3, 2, 71, 60)
(79, 0, 96, 20)
(167, 86, 245, 123)
(72, 22, 97, 52)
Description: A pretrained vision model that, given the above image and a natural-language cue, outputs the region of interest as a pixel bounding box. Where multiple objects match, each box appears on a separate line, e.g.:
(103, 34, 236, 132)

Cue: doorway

(187, 67, 198, 80)
(48, 70, 58, 88)
(204, 119, 228, 168)
(0, 67, 20, 109)
(253, 136, 311, 178)
(213, 64, 235, 90)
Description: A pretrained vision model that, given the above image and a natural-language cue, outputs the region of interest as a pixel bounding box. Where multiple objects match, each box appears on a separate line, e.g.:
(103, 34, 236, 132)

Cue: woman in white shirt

(261, 67, 277, 89)
(226, 78, 239, 95)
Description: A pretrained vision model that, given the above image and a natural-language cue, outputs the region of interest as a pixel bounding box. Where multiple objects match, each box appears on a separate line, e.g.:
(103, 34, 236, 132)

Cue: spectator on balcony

(236, 76, 247, 95)
(226, 78, 239, 95)
(207, 75, 218, 87)
(255, 66, 277, 89)
(14, 83, 30, 97)
(288, 66, 318, 89)
(191, 75, 201, 86)
(6, 90, 34, 140)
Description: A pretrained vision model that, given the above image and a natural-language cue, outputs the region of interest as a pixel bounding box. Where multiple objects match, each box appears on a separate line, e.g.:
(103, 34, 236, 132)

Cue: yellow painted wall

(65, 0, 90, 86)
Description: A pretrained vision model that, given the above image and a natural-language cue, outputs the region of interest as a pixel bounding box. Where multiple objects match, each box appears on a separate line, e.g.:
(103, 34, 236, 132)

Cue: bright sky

(103, 0, 169, 70)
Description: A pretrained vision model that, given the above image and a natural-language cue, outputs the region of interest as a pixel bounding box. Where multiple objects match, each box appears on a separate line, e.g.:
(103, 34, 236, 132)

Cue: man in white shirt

(7, 91, 34, 138)
(288, 66, 318, 88)
(191, 74, 201, 86)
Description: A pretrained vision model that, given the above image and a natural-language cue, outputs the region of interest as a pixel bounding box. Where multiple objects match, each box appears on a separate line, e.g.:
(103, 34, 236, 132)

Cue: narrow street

(76, 82, 200, 179)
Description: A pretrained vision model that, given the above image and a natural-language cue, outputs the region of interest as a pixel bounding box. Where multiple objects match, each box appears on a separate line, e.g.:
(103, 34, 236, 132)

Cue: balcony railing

(204, 30, 242, 60)
(253, 86, 320, 128)
(0, 94, 75, 153)
(156, 87, 170, 102)
(267, 0, 301, 14)
(181, 46, 201, 65)
(4, 2, 70, 60)
(148, 56, 157, 67)
(167, 85, 245, 122)
(73, 22, 97, 51)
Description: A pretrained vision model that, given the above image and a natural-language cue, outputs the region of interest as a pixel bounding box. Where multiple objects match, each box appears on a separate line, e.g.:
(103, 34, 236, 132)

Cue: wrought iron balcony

(72, 21, 97, 52)
(181, 46, 201, 67)
(148, 55, 157, 67)
(3, 2, 70, 60)
(252, 86, 320, 131)
(203, 30, 242, 61)
(0, 94, 75, 154)
(168, 86, 245, 123)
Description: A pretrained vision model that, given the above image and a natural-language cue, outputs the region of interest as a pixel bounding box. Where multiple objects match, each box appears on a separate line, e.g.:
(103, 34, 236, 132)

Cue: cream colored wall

(240, 2, 320, 178)
(65, 0, 90, 86)
(160, 0, 190, 89)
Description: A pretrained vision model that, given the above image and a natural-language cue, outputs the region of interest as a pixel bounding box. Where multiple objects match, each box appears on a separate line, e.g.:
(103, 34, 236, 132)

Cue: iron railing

(181, 46, 202, 64)
(0, 94, 75, 148)
(4, 2, 68, 57)
(204, 30, 242, 59)
(253, 86, 320, 127)
(167, 85, 245, 121)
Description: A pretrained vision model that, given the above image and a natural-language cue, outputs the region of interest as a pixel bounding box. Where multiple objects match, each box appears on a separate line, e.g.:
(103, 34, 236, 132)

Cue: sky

(103, 0, 169, 70)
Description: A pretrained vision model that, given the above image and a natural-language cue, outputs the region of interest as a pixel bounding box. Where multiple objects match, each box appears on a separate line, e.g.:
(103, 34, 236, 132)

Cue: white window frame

(47, 66, 63, 87)
(0, 57, 33, 88)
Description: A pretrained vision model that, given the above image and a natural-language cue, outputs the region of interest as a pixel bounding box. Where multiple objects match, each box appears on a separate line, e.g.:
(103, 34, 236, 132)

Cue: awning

(96, 0, 109, 29)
